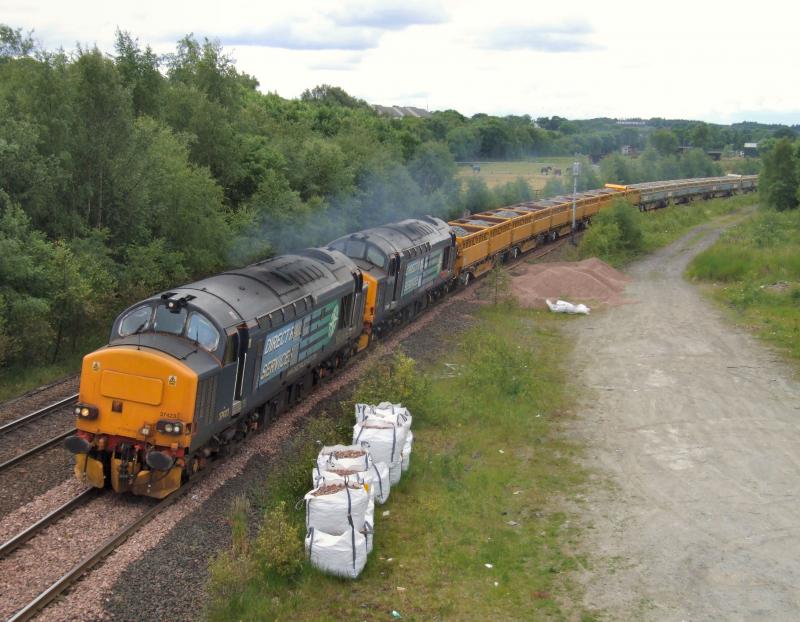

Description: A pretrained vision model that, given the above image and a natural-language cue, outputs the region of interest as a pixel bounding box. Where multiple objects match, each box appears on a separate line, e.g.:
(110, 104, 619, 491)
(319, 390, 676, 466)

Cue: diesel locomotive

(65, 175, 757, 498)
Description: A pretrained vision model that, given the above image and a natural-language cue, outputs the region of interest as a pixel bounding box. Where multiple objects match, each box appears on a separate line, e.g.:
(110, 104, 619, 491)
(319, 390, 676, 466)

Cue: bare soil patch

(511, 258, 631, 309)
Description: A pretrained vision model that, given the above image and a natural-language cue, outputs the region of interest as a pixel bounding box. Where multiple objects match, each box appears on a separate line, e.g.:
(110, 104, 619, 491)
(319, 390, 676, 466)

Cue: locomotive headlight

(74, 403, 99, 419)
(156, 420, 183, 435)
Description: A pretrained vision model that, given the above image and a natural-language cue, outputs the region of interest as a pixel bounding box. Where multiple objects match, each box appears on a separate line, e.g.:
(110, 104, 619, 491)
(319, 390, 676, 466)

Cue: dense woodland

(0, 25, 786, 369)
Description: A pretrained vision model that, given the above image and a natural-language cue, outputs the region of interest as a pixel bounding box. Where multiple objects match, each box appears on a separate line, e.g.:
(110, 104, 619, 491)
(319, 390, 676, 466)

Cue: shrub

(253, 501, 304, 580)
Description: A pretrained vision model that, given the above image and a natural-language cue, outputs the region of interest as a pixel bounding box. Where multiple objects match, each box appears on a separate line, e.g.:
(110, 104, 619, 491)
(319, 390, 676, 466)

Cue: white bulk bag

(389, 459, 402, 485)
(370, 461, 391, 505)
(315, 445, 372, 475)
(305, 526, 368, 579)
(353, 421, 403, 465)
(305, 483, 370, 535)
(363, 520, 374, 555)
(401, 430, 414, 472)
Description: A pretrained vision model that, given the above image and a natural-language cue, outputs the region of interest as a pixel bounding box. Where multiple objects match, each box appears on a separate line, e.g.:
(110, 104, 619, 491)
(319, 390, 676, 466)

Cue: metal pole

(571, 155, 580, 245)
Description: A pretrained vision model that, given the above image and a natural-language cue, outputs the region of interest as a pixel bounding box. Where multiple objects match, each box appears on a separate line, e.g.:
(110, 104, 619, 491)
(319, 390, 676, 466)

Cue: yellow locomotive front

(66, 306, 206, 498)
(67, 345, 197, 498)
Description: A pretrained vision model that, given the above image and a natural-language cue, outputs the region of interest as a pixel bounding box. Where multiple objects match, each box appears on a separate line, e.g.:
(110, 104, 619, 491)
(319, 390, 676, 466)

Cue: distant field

(457, 158, 576, 190)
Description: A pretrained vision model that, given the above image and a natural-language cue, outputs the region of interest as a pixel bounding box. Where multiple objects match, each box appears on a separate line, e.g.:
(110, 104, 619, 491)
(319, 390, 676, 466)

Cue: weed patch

(687, 207, 800, 364)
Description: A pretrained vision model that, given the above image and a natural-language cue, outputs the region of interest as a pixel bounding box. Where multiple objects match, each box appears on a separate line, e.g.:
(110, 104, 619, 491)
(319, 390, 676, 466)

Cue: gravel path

(36, 289, 483, 622)
(571, 215, 800, 620)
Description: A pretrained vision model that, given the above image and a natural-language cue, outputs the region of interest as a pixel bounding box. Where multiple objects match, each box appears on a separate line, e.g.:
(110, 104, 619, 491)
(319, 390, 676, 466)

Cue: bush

(579, 198, 643, 264)
(253, 501, 304, 580)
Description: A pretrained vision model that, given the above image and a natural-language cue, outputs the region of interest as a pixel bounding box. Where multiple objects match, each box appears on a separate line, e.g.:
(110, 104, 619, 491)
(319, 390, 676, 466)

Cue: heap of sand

(511, 258, 631, 309)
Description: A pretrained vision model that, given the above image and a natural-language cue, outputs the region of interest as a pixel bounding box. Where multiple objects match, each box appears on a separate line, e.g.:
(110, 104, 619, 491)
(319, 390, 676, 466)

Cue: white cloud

(4, 0, 800, 124)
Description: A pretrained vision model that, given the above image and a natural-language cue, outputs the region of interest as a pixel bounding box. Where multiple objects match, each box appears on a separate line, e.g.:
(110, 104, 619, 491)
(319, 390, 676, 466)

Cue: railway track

(3, 473, 202, 622)
(0, 488, 96, 560)
(0, 394, 78, 474)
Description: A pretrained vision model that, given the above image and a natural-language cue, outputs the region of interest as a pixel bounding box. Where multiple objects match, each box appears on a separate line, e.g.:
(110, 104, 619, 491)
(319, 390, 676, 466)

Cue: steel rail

(0, 394, 78, 436)
(0, 428, 76, 474)
(0, 488, 97, 559)
(7, 472, 205, 622)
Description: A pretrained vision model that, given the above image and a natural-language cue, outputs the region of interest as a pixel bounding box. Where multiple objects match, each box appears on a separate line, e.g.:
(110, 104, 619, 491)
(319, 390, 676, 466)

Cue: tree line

(0, 25, 771, 369)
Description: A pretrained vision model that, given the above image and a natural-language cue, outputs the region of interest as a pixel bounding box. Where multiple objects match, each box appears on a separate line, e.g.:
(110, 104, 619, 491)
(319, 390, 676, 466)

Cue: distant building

(616, 119, 647, 126)
(372, 105, 432, 119)
(743, 142, 759, 157)
(621, 145, 637, 156)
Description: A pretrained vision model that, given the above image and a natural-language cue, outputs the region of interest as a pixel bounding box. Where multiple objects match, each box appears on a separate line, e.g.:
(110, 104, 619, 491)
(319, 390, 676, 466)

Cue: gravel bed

(0, 492, 155, 621)
(0, 478, 88, 542)
(0, 375, 79, 426)
(37, 288, 482, 622)
(0, 376, 79, 520)
(0, 404, 76, 465)
(0, 445, 75, 520)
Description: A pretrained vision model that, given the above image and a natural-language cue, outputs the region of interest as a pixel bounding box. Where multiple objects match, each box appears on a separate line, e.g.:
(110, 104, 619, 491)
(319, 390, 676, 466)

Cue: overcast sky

(4, 0, 798, 125)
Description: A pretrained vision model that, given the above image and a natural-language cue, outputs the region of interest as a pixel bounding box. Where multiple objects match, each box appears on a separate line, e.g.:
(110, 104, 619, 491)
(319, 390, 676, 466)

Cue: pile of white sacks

(304, 402, 414, 578)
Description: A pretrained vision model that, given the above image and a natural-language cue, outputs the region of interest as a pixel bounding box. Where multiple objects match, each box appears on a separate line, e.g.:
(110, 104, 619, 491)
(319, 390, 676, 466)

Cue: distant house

(621, 145, 637, 156)
(743, 142, 759, 157)
(372, 105, 432, 119)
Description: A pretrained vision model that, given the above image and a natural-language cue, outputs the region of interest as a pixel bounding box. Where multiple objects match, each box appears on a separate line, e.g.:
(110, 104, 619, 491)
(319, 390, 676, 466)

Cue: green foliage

(253, 501, 304, 579)
(759, 138, 798, 211)
(484, 259, 513, 306)
(600, 148, 722, 185)
(541, 177, 566, 198)
(579, 199, 643, 263)
(687, 207, 800, 362)
(649, 129, 679, 155)
(462, 176, 494, 213)
(579, 194, 755, 266)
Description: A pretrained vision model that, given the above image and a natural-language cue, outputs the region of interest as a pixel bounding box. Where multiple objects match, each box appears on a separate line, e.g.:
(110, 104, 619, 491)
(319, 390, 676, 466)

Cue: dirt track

(572, 217, 800, 620)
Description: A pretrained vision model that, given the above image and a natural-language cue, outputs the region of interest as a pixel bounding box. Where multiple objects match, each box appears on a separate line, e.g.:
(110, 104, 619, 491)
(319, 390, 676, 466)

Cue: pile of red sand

(511, 258, 631, 308)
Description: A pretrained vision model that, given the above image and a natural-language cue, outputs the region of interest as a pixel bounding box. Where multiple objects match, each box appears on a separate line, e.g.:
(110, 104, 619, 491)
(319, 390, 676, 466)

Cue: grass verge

(206, 305, 591, 621)
(0, 355, 83, 402)
(686, 207, 800, 363)
(577, 193, 759, 267)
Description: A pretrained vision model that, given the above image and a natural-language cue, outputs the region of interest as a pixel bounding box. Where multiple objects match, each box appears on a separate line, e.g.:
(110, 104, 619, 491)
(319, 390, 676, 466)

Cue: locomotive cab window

(186, 313, 220, 351)
(154, 304, 187, 335)
(345, 239, 366, 259)
(118, 305, 153, 337)
(366, 245, 387, 270)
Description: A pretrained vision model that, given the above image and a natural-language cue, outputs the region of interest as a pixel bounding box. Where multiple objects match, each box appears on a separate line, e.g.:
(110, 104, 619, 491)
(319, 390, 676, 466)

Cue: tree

(760, 138, 798, 211)
(462, 177, 494, 213)
(300, 84, 367, 109)
(408, 142, 457, 194)
(649, 129, 678, 156)
(0, 25, 34, 60)
(114, 30, 163, 117)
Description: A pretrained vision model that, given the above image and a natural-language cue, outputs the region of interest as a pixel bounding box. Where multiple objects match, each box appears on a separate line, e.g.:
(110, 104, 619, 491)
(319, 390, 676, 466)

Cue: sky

(3, 0, 799, 125)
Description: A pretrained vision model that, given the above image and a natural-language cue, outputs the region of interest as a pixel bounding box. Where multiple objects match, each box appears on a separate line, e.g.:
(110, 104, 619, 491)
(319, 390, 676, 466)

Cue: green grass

(206, 306, 592, 621)
(578, 193, 759, 267)
(687, 207, 800, 363)
(0, 355, 83, 402)
(457, 158, 575, 191)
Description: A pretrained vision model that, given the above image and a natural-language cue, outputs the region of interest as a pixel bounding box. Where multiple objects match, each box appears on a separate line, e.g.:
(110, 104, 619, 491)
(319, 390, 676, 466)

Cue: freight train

(65, 174, 757, 498)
